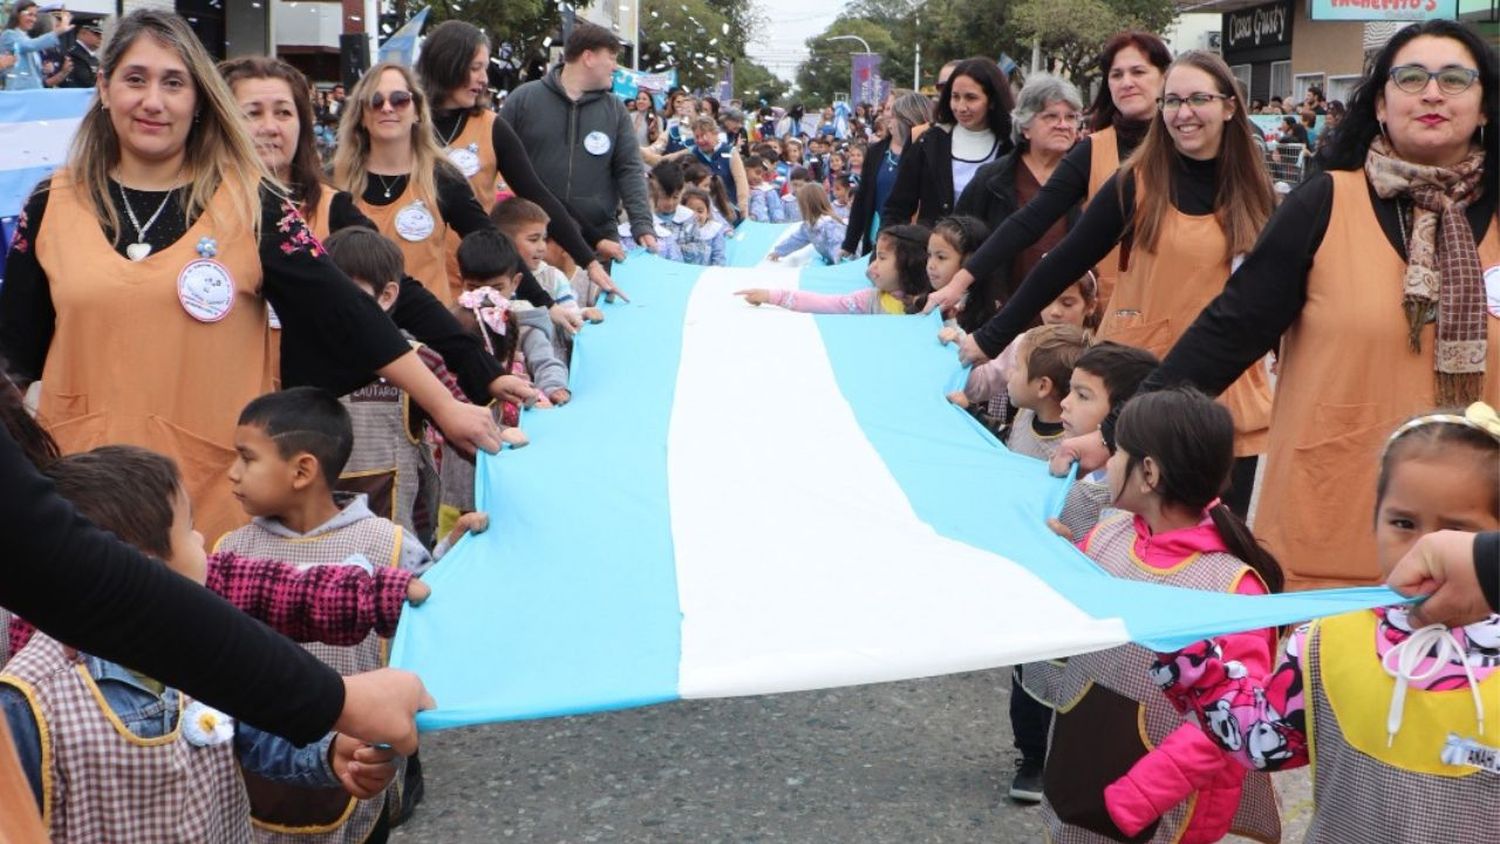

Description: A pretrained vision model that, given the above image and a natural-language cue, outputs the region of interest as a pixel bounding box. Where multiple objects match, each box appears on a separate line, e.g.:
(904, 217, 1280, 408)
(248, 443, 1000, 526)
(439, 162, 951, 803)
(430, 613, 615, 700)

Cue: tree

(639, 0, 734, 92)
(793, 17, 899, 108)
(735, 59, 789, 108)
(1011, 0, 1178, 95)
(702, 0, 767, 60)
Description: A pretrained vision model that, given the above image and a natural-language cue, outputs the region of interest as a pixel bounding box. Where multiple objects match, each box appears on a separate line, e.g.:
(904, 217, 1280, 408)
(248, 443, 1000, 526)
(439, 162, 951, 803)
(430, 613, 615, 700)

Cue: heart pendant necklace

(120, 183, 174, 261)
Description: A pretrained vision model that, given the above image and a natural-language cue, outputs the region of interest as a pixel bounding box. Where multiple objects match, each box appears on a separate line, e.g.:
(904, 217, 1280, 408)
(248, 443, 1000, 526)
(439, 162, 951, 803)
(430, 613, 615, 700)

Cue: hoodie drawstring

(1381, 624, 1485, 747)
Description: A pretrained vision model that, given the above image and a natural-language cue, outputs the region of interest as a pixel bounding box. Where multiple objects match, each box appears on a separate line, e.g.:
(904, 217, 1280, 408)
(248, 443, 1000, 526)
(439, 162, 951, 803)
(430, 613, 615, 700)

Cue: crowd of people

(0, 5, 1496, 843)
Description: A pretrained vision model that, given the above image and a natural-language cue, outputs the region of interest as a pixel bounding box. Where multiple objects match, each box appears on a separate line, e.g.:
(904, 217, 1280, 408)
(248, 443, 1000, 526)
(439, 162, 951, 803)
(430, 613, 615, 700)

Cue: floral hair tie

(457, 286, 511, 354)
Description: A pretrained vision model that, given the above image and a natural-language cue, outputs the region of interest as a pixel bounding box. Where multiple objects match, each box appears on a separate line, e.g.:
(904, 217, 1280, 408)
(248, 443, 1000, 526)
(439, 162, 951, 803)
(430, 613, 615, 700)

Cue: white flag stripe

(669, 266, 1128, 700)
(0, 117, 82, 173)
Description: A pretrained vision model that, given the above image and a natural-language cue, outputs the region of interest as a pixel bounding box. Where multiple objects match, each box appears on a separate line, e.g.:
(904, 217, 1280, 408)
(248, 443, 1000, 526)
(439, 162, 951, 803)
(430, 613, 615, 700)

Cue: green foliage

(735, 59, 790, 107)
(1011, 0, 1179, 94)
(793, 17, 899, 107)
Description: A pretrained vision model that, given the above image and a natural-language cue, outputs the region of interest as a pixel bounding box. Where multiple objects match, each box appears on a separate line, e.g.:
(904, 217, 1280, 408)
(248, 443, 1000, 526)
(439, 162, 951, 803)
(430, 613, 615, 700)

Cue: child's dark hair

(47, 446, 181, 560)
(682, 186, 713, 212)
(489, 196, 550, 233)
(681, 159, 711, 184)
(681, 161, 735, 221)
(237, 387, 354, 486)
(1072, 342, 1159, 413)
(1020, 324, 1090, 403)
(0, 365, 59, 470)
(1116, 388, 1284, 593)
(833, 172, 852, 191)
(876, 223, 933, 314)
(456, 228, 524, 281)
(932, 215, 990, 258)
(650, 159, 686, 198)
(1377, 408, 1500, 519)
(324, 227, 404, 290)
(788, 166, 810, 182)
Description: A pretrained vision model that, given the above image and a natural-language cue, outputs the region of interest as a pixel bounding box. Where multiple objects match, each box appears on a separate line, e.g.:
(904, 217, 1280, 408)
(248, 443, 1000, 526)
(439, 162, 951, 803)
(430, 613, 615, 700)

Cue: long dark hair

(877, 223, 933, 313)
(1377, 410, 1500, 519)
(0, 363, 59, 471)
(416, 20, 492, 116)
(1115, 388, 1284, 593)
(936, 58, 1015, 139)
(5, 0, 37, 31)
(1089, 31, 1172, 133)
(1321, 19, 1498, 174)
(219, 56, 324, 211)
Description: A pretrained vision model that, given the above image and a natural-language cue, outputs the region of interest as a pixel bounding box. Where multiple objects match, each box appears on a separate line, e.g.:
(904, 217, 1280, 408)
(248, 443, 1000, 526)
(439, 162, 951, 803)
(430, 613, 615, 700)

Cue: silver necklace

(120, 185, 174, 261)
(437, 113, 465, 148)
(374, 173, 403, 199)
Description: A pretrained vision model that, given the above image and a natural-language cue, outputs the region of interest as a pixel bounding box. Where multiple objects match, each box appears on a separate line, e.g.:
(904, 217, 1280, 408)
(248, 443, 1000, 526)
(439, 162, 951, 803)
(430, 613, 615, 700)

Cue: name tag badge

(178, 259, 236, 323)
(584, 130, 612, 156)
(1441, 733, 1500, 774)
(1484, 265, 1500, 318)
(395, 201, 436, 242)
(448, 142, 481, 177)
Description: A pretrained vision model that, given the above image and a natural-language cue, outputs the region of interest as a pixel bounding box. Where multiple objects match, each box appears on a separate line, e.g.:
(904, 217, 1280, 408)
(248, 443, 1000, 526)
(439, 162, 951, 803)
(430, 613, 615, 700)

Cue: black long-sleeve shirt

(0, 180, 409, 395)
(1479, 532, 1499, 613)
(0, 423, 344, 743)
(431, 108, 601, 267)
(962, 125, 1145, 284)
(319, 188, 503, 405)
(971, 153, 1220, 358)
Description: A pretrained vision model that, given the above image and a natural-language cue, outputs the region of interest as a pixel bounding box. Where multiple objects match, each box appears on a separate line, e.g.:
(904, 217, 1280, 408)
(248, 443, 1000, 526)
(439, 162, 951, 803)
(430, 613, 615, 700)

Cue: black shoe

(1008, 757, 1043, 803)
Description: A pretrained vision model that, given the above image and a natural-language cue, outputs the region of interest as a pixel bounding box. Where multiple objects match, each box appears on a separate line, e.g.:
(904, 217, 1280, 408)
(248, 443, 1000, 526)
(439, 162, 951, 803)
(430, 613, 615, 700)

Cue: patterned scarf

(1364, 136, 1488, 405)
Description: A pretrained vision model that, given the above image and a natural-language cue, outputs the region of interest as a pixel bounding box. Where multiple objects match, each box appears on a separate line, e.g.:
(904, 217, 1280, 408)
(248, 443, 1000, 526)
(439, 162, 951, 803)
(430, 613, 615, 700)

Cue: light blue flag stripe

(390, 256, 704, 730)
(724, 221, 788, 267)
(0, 90, 92, 219)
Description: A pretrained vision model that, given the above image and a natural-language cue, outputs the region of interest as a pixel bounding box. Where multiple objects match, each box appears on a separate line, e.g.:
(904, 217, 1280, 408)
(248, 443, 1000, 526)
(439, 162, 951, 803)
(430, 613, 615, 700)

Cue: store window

(1327, 75, 1360, 105)
(1294, 73, 1326, 106)
(1270, 61, 1292, 102)
(1231, 64, 1253, 101)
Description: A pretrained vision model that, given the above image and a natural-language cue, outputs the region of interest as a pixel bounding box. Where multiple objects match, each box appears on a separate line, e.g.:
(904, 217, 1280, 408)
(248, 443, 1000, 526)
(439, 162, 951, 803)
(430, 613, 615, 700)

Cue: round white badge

(1485, 265, 1500, 318)
(584, 130, 612, 156)
(177, 259, 236, 323)
(447, 143, 481, 177)
(394, 201, 436, 242)
(267, 305, 282, 331)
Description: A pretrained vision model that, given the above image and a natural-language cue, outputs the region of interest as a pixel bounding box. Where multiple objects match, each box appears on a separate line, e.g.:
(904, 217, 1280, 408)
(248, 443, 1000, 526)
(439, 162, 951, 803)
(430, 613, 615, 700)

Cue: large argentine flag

(0, 90, 93, 281)
(391, 230, 1399, 731)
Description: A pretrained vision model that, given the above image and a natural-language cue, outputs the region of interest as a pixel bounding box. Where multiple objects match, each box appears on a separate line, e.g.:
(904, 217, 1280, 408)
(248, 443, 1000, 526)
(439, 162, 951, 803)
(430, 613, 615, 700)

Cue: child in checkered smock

(1134, 405, 1500, 844)
(0, 446, 400, 844)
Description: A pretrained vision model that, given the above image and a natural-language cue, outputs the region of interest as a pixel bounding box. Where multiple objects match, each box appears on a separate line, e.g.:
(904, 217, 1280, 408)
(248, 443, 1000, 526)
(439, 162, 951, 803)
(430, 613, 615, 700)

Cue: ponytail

(1207, 503, 1284, 594)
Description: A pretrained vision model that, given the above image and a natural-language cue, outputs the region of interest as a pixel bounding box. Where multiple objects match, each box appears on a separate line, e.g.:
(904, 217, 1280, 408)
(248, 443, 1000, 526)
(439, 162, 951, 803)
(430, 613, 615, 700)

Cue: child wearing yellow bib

(1127, 403, 1500, 843)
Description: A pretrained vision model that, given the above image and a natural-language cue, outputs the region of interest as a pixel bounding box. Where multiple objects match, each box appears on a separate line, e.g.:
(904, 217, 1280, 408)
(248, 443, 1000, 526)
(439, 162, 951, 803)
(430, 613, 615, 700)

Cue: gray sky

(746, 0, 847, 82)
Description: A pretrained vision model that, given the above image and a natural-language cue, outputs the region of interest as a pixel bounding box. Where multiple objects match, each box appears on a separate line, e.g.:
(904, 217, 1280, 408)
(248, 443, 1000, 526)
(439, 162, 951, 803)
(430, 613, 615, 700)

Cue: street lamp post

(826, 34, 873, 54)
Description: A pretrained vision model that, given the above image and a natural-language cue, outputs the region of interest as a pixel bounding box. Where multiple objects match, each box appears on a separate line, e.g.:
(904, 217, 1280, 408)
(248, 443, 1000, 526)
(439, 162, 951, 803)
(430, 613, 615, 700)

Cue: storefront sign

(1224, 0, 1294, 52)
(1309, 0, 1457, 21)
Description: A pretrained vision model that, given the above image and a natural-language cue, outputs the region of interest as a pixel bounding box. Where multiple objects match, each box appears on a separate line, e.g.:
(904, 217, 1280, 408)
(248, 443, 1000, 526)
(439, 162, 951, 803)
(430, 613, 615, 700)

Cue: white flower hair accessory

(457, 286, 512, 354)
(182, 700, 235, 747)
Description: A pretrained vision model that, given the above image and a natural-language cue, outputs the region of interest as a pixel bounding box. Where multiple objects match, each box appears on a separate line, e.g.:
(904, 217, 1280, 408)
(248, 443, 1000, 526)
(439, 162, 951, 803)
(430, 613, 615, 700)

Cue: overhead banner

(851, 53, 884, 109)
(389, 226, 1404, 732)
(1308, 0, 1457, 20)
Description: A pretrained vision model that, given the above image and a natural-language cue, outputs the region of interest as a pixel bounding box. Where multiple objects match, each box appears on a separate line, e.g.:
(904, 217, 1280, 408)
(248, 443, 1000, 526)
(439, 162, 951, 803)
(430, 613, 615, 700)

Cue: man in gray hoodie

(500, 23, 657, 260)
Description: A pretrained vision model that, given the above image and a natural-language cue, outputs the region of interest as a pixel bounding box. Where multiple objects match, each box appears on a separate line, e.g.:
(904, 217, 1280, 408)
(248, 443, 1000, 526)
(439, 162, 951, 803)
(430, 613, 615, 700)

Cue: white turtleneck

(949, 124, 1000, 199)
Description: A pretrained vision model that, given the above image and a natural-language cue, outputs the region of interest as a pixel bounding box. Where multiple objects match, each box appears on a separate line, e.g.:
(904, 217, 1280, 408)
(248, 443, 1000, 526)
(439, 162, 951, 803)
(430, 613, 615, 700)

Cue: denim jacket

(1, 652, 337, 807)
(770, 214, 848, 265)
(0, 29, 59, 91)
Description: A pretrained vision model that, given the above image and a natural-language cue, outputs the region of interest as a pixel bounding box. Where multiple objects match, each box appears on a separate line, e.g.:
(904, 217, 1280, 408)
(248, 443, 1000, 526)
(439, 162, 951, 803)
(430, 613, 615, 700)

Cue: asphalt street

(391, 668, 1313, 842)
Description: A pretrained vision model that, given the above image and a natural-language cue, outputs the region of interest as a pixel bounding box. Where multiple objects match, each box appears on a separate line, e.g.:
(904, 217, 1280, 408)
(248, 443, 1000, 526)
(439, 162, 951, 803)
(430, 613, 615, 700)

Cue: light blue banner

(1308, 0, 1456, 21)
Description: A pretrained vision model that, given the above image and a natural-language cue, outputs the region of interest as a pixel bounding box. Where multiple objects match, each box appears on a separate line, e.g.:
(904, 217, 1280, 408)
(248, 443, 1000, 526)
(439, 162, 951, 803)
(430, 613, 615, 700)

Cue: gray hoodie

(500, 67, 654, 242)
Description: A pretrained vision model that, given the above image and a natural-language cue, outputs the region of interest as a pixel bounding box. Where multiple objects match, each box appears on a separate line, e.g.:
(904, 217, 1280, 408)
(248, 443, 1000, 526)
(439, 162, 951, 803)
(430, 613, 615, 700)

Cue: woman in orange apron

(221, 55, 536, 411)
(0, 10, 500, 545)
(958, 51, 1277, 517)
(415, 20, 621, 300)
(1123, 19, 1499, 588)
(936, 31, 1173, 317)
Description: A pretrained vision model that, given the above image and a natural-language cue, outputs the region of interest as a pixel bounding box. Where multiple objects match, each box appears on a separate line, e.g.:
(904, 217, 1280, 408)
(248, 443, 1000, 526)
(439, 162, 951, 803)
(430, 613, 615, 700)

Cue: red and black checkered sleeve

(206, 552, 414, 645)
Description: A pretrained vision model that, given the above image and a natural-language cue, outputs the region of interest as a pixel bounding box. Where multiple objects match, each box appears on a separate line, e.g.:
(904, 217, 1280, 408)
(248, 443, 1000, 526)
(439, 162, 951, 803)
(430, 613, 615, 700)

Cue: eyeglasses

(369, 90, 414, 111)
(1388, 64, 1480, 95)
(1034, 111, 1082, 127)
(1157, 93, 1231, 112)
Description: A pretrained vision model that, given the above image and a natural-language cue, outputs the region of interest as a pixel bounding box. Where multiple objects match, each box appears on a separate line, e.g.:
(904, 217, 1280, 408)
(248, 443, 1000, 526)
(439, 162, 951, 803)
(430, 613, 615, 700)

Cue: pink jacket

(1093, 514, 1274, 844)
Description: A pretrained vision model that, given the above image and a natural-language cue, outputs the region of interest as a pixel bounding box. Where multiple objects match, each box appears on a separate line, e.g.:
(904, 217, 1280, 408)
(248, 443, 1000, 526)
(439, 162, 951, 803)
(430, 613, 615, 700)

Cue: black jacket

(881, 126, 1012, 229)
(59, 41, 98, 89)
(841, 136, 890, 256)
(954, 149, 1081, 301)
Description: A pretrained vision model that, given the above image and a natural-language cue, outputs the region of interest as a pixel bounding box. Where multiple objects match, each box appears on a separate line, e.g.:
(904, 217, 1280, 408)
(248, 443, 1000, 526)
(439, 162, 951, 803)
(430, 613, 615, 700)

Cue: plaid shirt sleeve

(205, 552, 413, 645)
(417, 343, 470, 403)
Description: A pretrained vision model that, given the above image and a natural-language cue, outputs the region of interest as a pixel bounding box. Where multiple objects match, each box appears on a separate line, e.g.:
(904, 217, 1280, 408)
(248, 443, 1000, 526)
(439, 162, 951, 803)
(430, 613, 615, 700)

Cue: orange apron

(1100, 186, 1273, 457)
(34, 174, 272, 547)
(357, 177, 453, 304)
(1086, 127, 1124, 309)
(1256, 169, 1500, 589)
(441, 110, 503, 294)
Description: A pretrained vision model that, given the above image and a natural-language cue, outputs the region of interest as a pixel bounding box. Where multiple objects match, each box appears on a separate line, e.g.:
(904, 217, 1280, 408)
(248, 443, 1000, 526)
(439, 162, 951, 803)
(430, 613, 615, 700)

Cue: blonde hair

(66, 9, 269, 243)
(333, 62, 453, 211)
(795, 182, 836, 226)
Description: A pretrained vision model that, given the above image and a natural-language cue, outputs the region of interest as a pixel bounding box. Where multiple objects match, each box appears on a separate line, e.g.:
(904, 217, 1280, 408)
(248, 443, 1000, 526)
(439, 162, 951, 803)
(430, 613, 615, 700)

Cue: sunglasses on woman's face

(370, 90, 414, 111)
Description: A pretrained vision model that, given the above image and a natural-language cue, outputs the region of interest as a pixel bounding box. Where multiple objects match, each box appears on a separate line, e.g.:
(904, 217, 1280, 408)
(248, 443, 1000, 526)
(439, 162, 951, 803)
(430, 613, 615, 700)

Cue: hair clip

(1382, 401, 1500, 459)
